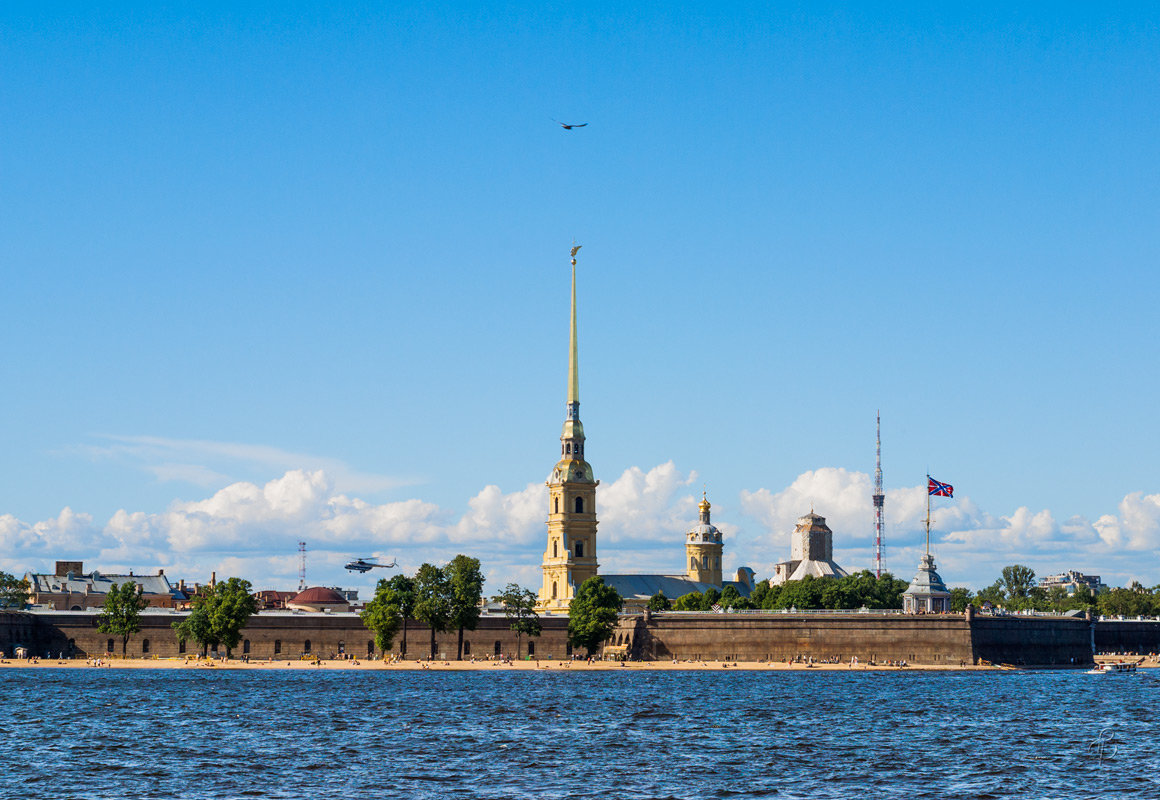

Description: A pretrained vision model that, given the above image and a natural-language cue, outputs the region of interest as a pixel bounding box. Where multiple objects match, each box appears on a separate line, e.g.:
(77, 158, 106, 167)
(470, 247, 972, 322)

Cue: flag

(928, 477, 954, 497)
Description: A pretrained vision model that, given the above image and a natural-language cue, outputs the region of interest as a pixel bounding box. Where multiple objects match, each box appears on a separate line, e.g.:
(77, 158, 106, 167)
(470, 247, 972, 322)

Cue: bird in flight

(554, 120, 588, 130)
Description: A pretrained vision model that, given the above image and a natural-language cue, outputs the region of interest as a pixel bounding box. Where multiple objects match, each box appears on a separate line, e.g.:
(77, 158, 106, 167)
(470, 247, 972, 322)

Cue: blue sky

(2, 3, 1158, 596)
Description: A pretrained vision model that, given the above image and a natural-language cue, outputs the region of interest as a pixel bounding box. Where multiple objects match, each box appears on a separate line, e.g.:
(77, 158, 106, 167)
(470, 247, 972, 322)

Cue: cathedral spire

(567, 244, 581, 418)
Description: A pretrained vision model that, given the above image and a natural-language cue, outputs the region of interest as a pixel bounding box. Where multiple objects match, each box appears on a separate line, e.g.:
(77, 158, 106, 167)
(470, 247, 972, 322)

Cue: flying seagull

(554, 120, 588, 130)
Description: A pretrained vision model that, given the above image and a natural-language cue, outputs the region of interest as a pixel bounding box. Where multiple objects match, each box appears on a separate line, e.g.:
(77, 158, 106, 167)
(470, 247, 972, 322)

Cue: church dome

(287, 586, 350, 612)
(686, 523, 721, 543)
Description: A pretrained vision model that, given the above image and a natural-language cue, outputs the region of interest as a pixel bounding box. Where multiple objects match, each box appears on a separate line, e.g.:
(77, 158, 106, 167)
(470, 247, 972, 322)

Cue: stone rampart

(23, 611, 572, 661)
(629, 611, 975, 665)
(1094, 619, 1160, 655)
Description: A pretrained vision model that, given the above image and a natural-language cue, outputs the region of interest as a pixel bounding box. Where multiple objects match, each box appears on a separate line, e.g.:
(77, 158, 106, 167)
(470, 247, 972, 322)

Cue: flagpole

(925, 474, 931, 555)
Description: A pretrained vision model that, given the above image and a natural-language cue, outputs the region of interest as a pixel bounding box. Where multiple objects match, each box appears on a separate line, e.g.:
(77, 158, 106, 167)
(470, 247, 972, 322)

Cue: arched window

(575, 496, 584, 513)
(691, 557, 697, 570)
(304, 639, 312, 654)
(243, 639, 250, 654)
(554, 497, 559, 513)
(142, 639, 150, 654)
(552, 582, 558, 599)
(575, 541, 584, 558)
(553, 541, 558, 557)
(566, 442, 571, 454)
(702, 554, 709, 569)
(274, 639, 282, 655)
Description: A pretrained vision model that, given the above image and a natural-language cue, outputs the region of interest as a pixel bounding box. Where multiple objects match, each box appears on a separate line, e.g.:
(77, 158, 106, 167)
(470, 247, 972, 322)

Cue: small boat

(1087, 661, 1139, 675)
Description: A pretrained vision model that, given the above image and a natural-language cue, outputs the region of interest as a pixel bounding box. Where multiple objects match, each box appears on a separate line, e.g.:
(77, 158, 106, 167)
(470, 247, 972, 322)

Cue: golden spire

(568, 244, 581, 407)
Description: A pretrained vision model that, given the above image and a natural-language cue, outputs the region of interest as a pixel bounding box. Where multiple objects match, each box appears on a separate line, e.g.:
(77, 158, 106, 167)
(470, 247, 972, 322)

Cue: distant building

(24, 561, 186, 610)
(1040, 570, 1104, 596)
(771, 512, 849, 585)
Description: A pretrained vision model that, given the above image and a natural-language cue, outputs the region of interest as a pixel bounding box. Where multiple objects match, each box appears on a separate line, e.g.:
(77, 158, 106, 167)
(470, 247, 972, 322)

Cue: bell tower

(539, 245, 599, 612)
(685, 492, 723, 585)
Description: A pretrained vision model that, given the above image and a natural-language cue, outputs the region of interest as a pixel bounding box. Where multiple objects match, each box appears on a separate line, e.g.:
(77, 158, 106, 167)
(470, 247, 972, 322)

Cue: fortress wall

(631, 612, 976, 665)
(967, 615, 1093, 666)
(1094, 620, 1160, 655)
(27, 612, 571, 661)
(1, 611, 38, 656)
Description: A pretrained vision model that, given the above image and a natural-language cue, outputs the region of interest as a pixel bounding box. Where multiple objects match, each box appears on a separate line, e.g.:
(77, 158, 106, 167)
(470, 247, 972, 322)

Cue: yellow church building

(537, 246, 754, 613)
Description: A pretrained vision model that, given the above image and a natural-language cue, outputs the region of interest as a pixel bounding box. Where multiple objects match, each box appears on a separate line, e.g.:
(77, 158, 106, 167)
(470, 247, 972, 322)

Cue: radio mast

(873, 412, 885, 578)
(298, 541, 307, 592)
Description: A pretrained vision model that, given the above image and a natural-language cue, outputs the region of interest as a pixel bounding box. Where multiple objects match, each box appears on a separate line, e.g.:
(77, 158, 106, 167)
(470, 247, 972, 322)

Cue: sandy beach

(0, 656, 999, 672)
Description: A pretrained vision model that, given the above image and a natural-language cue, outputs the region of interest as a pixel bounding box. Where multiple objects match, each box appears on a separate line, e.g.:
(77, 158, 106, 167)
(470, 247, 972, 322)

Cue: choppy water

(2, 668, 1158, 799)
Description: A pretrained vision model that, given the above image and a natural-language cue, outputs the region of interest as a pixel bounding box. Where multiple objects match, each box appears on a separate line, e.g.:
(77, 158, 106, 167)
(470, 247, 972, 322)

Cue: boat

(1087, 661, 1140, 675)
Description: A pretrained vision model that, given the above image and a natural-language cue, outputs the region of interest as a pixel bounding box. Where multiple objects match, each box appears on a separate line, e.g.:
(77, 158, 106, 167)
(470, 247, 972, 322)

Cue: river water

(2, 668, 1157, 799)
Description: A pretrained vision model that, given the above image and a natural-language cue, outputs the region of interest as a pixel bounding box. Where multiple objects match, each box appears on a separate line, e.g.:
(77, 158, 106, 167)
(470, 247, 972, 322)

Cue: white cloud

(3, 464, 1158, 594)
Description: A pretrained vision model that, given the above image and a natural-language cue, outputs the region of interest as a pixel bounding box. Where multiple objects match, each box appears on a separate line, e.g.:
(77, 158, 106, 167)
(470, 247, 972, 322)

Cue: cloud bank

(3, 464, 1158, 594)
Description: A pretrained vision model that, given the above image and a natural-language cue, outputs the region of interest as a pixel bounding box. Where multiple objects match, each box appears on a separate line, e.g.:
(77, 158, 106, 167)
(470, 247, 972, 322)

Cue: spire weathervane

(567, 243, 581, 415)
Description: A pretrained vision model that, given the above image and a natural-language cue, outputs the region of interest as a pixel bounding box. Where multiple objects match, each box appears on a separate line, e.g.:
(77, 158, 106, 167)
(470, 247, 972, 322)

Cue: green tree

(1069, 583, 1097, 612)
(387, 574, 417, 656)
(0, 572, 30, 609)
(97, 582, 149, 656)
(172, 577, 258, 656)
(446, 555, 485, 660)
(760, 583, 783, 610)
(700, 587, 721, 611)
(498, 583, 541, 657)
(748, 581, 771, 608)
(413, 563, 452, 659)
(567, 576, 623, 656)
(774, 575, 825, 609)
(1000, 565, 1036, 603)
(719, 585, 741, 608)
(360, 579, 402, 655)
(1098, 586, 1153, 618)
(646, 591, 671, 611)
(949, 587, 974, 613)
(673, 591, 702, 611)
(975, 580, 1006, 608)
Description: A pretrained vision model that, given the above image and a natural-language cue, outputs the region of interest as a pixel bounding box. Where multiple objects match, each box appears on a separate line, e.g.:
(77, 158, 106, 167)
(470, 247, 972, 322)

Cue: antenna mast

(298, 541, 307, 592)
(873, 412, 885, 578)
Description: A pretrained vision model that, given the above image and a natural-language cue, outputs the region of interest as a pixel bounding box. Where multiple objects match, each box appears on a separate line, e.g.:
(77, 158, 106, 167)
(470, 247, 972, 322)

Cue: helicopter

(344, 558, 397, 573)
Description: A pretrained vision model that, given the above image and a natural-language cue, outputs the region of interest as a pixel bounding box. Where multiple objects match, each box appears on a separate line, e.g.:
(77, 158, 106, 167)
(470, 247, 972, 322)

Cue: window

(702, 555, 709, 569)
(527, 641, 535, 656)
(274, 639, 282, 655)
(575, 496, 584, 513)
(242, 639, 250, 654)
(575, 541, 584, 558)
(142, 639, 150, 654)
(494, 640, 502, 656)
(553, 541, 558, 557)
(554, 497, 559, 513)
(304, 640, 312, 654)
(463, 641, 471, 655)
(691, 557, 697, 570)
(552, 582, 558, 599)
(566, 442, 571, 454)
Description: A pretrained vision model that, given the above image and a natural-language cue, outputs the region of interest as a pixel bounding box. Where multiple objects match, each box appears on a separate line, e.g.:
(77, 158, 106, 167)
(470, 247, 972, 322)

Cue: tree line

(951, 564, 1160, 617)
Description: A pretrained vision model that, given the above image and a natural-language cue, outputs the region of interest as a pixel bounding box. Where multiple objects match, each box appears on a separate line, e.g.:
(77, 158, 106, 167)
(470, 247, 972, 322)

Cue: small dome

(288, 586, 349, 611)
